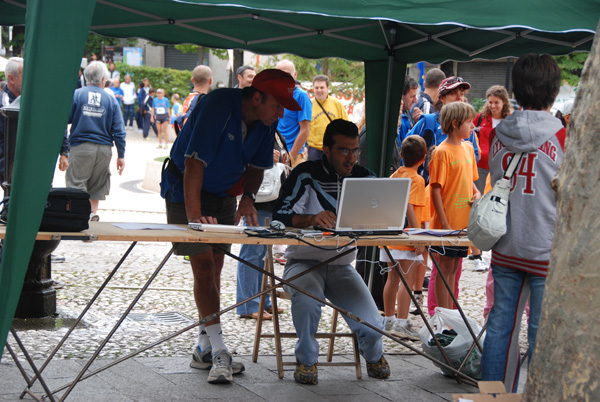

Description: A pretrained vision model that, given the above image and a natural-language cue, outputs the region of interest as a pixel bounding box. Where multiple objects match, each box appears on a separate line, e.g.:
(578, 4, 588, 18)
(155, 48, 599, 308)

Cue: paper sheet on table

(112, 223, 187, 230)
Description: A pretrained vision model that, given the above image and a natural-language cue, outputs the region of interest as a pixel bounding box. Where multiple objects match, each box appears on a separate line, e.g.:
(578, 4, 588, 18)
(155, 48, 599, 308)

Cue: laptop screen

(335, 177, 411, 232)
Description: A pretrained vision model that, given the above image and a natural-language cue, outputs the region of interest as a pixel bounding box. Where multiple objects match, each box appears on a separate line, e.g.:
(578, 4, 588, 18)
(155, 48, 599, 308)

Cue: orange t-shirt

(182, 92, 200, 114)
(387, 167, 425, 251)
(422, 184, 431, 225)
(429, 141, 478, 230)
(484, 172, 492, 194)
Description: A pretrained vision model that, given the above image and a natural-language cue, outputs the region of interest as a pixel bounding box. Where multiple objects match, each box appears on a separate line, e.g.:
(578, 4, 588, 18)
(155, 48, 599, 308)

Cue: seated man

(272, 119, 391, 385)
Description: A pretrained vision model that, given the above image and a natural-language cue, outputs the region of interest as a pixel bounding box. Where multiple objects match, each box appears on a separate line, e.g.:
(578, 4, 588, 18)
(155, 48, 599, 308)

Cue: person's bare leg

(90, 199, 99, 215)
(396, 260, 417, 319)
(435, 255, 454, 309)
(383, 262, 399, 318)
(449, 258, 461, 308)
(190, 250, 224, 326)
(157, 123, 164, 145)
(162, 122, 169, 144)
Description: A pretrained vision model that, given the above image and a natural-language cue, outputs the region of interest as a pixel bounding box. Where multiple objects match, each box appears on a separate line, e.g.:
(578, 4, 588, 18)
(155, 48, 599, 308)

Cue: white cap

(562, 100, 574, 116)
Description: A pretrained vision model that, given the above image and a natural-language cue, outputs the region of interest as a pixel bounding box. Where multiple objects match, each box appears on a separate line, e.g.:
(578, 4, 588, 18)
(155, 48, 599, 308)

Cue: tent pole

(378, 28, 396, 177)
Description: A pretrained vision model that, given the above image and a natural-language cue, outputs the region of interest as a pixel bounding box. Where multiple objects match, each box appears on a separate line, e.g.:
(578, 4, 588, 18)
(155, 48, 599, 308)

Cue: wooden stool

(252, 245, 362, 379)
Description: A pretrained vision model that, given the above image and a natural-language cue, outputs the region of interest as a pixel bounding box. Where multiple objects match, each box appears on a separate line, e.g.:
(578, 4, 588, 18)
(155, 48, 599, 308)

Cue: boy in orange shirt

(382, 135, 427, 340)
(429, 102, 480, 309)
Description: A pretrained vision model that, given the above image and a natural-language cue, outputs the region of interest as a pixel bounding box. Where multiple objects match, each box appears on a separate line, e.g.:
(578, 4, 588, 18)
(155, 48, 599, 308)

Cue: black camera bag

(1, 187, 91, 232)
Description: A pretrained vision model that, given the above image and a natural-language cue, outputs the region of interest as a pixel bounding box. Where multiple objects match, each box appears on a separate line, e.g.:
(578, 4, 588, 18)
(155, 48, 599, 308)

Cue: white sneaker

(390, 321, 420, 341)
(472, 258, 488, 272)
(207, 349, 234, 384)
(384, 320, 395, 332)
(190, 346, 245, 374)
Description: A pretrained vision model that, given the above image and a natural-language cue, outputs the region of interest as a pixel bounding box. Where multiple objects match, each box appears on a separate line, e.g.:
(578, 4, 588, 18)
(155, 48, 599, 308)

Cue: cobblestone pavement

(3, 127, 530, 365)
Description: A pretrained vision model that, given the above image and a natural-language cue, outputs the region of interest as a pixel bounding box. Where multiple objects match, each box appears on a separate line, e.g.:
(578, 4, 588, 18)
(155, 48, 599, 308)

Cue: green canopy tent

(0, 0, 597, 356)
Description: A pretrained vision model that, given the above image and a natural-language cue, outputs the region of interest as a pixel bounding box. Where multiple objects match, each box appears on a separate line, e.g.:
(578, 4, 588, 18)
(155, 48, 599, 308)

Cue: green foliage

(262, 54, 365, 104)
(211, 49, 229, 60)
(84, 33, 138, 59)
(114, 62, 193, 99)
(470, 98, 486, 113)
(175, 44, 200, 54)
(1, 28, 24, 56)
(175, 44, 229, 60)
(554, 52, 589, 87)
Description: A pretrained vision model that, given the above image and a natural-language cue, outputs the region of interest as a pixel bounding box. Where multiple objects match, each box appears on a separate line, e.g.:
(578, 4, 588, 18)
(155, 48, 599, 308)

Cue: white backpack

(468, 152, 523, 251)
(256, 162, 287, 203)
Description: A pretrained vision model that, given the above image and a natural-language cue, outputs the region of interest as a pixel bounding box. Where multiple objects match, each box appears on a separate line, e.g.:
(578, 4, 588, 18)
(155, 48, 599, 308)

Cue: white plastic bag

(468, 152, 523, 251)
(419, 307, 485, 379)
(256, 163, 285, 203)
(467, 177, 511, 251)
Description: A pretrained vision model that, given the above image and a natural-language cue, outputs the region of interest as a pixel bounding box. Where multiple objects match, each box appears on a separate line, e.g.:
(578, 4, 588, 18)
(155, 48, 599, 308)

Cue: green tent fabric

(0, 0, 96, 355)
(0, 0, 597, 357)
(1, 0, 596, 63)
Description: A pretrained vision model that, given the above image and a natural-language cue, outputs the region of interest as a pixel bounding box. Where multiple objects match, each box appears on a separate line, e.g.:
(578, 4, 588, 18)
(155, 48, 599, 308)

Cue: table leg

(19, 241, 138, 398)
(52, 246, 174, 401)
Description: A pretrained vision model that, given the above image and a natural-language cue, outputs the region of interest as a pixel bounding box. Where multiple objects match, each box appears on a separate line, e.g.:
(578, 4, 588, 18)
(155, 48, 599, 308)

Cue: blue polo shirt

(152, 97, 170, 116)
(277, 86, 312, 153)
(110, 86, 124, 107)
(160, 88, 276, 202)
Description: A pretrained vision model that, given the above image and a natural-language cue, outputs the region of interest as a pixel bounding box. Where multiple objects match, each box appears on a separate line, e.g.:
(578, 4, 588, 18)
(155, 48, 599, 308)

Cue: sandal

(240, 311, 272, 320)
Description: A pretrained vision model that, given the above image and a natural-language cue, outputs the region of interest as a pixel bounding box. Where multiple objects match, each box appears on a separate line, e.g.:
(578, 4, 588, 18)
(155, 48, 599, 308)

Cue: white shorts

(380, 249, 424, 263)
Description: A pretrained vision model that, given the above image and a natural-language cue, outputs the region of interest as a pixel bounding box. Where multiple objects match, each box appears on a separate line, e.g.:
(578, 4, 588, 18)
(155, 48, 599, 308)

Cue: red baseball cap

(251, 69, 302, 111)
(438, 76, 471, 96)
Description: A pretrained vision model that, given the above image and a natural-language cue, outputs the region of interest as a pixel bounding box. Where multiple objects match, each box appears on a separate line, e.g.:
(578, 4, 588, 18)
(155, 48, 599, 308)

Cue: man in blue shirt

(275, 59, 312, 166)
(65, 61, 126, 219)
(110, 78, 124, 108)
(160, 69, 301, 385)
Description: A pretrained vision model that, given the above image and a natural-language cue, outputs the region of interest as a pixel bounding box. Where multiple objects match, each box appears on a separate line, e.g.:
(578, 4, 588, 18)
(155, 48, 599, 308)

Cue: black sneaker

(367, 355, 390, 379)
(294, 360, 318, 385)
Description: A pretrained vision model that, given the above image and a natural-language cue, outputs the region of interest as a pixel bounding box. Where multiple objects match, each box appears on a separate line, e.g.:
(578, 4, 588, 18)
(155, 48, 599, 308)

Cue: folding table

(1, 222, 479, 401)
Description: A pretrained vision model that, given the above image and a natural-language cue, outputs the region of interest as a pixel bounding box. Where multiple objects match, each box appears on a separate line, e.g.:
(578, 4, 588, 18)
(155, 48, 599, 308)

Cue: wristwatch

(243, 192, 256, 203)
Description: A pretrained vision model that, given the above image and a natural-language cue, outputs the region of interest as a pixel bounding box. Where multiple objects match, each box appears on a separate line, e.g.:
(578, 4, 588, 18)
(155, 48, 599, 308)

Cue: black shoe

(294, 360, 318, 385)
(367, 355, 390, 379)
(422, 276, 429, 290)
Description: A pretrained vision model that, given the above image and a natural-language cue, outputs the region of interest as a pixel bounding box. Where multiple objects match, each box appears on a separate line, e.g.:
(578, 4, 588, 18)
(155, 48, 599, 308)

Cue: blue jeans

(123, 104, 134, 127)
(236, 210, 272, 315)
(481, 263, 545, 392)
(283, 259, 384, 366)
(307, 147, 323, 161)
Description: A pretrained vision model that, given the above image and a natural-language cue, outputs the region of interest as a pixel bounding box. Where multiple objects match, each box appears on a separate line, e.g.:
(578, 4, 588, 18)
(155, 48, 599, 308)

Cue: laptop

(317, 177, 411, 236)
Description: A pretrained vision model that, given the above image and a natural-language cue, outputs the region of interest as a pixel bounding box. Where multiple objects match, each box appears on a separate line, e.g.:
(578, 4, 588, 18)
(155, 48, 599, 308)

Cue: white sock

(205, 323, 227, 352)
(397, 318, 408, 326)
(385, 316, 396, 323)
(198, 324, 210, 351)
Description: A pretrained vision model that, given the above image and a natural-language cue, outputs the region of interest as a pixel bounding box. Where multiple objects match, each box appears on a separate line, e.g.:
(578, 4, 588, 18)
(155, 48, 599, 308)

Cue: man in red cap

(160, 69, 301, 385)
